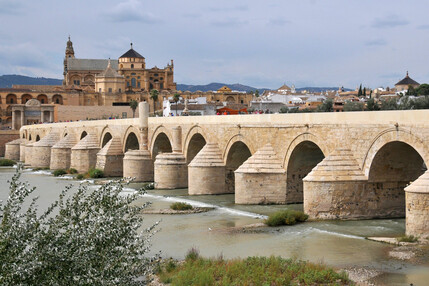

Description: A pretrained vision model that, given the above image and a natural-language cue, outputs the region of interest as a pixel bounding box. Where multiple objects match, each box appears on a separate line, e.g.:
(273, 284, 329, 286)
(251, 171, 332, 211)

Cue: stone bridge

(5, 103, 429, 238)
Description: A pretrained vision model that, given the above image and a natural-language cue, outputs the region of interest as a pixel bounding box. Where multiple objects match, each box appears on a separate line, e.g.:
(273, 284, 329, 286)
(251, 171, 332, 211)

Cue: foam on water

(57, 175, 75, 180)
(28, 170, 52, 176)
(308, 227, 365, 240)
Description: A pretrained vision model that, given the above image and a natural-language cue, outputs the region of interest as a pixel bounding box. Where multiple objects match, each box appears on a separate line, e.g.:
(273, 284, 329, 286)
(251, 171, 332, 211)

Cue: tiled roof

(67, 58, 119, 71)
(395, 73, 420, 86)
(119, 48, 144, 59)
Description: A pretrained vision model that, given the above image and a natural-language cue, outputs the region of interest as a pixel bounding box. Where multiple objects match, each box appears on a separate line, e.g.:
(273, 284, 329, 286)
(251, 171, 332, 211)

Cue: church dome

(119, 43, 145, 59)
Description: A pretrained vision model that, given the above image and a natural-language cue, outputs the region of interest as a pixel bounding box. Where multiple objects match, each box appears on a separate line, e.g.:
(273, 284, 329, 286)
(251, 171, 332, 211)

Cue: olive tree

(0, 166, 158, 286)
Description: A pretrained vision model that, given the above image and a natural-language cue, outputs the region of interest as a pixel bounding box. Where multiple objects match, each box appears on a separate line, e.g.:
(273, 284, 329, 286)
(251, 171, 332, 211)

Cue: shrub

(143, 182, 155, 190)
(68, 168, 78, 174)
(88, 168, 104, 178)
(170, 202, 193, 211)
(185, 247, 200, 261)
(0, 159, 16, 166)
(397, 235, 418, 243)
(0, 165, 158, 285)
(265, 210, 309, 227)
(53, 169, 67, 177)
(76, 174, 84, 180)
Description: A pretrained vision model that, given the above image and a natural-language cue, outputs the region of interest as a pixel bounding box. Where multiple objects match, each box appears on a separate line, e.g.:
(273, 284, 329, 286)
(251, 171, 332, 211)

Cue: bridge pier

(31, 132, 60, 168)
(19, 140, 28, 162)
(154, 126, 187, 189)
(50, 134, 77, 170)
(70, 134, 100, 173)
(235, 144, 286, 204)
(24, 142, 34, 166)
(188, 143, 225, 195)
(405, 171, 429, 239)
(303, 149, 368, 219)
(96, 137, 124, 177)
(5, 138, 25, 161)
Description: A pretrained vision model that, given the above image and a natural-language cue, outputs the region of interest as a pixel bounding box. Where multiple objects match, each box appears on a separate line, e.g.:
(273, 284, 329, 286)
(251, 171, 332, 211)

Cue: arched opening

(37, 94, 48, 104)
(124, 132, 139, 152)
(35, 135, 40, 142)
(102, 132, 113, 148)
(152, 132, 172, 160)
(21, 94, 32, 103)
(6, 94, 17, 104)
(286, 141, 325, 203)
(226, 96, 235, 103)
(131, 78, 136, 88)
(225, 141, 252, 193)
(368, 141, 426, 218)
(29, 135, 32, 141)
(43, 111, 50, 122)
(52, 94, 63, 105)
(80, 131, 87, 140)
(22, 133, 25, 139)
(64, 133, 68, 137)
(186, 133, 206, 164)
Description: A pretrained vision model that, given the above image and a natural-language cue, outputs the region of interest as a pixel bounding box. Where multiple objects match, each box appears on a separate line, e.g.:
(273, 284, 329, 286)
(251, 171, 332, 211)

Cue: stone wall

(57, 105, 138, 122)
(0, 130, 20, 157)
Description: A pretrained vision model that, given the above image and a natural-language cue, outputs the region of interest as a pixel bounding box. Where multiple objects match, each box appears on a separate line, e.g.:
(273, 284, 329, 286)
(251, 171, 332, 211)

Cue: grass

(76, 174, 84, 180)
(397, 235, 418, 243)
(170, 202, 194, 211)
(156, 252, 352, 285)
(87, 168, 104, 178)
(53, 169, 67, 177)
(0, 159, 16, 166)
(265, 209, 309, 227)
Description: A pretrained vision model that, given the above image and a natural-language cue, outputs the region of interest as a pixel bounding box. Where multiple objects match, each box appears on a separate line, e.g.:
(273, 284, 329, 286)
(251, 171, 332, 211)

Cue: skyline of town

(0, 0, 428, 89)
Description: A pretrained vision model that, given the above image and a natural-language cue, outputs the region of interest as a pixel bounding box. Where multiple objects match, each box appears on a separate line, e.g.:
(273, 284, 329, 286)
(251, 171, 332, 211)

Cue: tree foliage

(366, 98, 380, 111)
(343, 101, 364, 112)
(129, 99, 138, 118)
(173, 93, 180, 116)
(0, 166, 158, 285)
(316, 98, 333, 112)
(150, 89, 159, 114)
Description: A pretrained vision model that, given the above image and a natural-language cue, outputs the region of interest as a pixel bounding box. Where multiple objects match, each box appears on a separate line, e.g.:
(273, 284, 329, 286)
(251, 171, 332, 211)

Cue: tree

(366, 98, 380, 111)
(343, 101, 364, 111)
(316, 98, 333, 112)
(150, 89, 159, 115)
(358, 84, 362, 97)
(173, 93, 180, 116)
(416, 83, 429, 96)
(279, 106, 288, 113)
(129, 99, 138, 118)
(363, 87, 366, 97)
(406, 85, 417, 96)
(380, 98, 398, 110)
(0, 166, 158, 285)
(255, 90, 260, 98)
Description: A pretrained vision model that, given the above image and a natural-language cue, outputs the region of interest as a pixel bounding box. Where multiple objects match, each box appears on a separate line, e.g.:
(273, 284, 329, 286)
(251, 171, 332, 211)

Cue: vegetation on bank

(0, 159, 16, 166)
(156, 249, 352, 285)
(0, 165, 157, 285)
(170, 202, 194, 211)
(397, 235, 418, 243)
(265, 210, 309, 226)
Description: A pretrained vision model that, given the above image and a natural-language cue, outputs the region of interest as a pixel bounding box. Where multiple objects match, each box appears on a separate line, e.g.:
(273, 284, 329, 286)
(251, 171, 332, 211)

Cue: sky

(0, 0, 428, 89)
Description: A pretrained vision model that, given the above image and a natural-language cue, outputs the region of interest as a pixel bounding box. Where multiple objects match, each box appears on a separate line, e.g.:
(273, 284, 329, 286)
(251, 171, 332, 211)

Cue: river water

(1, 167, 428, 285)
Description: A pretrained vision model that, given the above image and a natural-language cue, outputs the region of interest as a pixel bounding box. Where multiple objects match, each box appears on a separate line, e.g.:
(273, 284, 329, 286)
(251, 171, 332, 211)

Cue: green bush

(170, 202, 193, 211)
(0, 159, 16, 166)
(185, 247, 200, 261)
(397, 235, 418, 243)
(265, 210, 309, 227)
(68, 168, 78, 174)
(53, 169, 67, 177)
(88, 168, 104, 178)
(143, 182, 155, 190)
(76, 174, 84, 180)
(157, 256, 352, 285)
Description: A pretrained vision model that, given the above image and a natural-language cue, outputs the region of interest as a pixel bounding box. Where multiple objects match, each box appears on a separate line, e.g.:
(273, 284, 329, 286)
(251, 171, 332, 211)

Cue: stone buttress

(404, 171, 429, 239)
(235, 144, 286, 204)
(154, 126, 187, 189)
(96, 137, 124, 177)
(20, 140, 29, 162)
(5, 138, 26, 161)
(31, 132, 61, 168)
(50, 134, 78, 170)
(70, 134, 100, 173)
(24, 141, 34, 166)
(303, 148, 368, 219)
(188, 143, 225, 195)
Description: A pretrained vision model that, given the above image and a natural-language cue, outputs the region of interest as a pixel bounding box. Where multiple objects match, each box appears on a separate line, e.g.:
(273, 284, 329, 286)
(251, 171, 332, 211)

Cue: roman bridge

(5, 103, 429, 238)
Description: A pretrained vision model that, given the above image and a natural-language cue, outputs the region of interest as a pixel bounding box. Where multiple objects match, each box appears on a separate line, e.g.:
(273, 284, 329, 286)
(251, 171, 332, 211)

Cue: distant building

(395, 72, 420, 92)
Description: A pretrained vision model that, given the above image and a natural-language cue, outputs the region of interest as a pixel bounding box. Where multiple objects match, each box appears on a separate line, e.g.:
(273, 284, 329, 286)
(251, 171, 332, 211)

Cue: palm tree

(129, 99, 138, 118)
(173, 93, 180, 116)
(150, 89, 159, 115)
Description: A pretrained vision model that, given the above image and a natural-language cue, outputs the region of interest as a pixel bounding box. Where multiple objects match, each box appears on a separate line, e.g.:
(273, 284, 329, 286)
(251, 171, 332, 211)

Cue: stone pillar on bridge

(5, 138, 25, 161)
(96, 137, 124, 177)
(154, 126, 188, 189)
(70, 134, 100, 173)
(31, 132, 61, 168)
(303, 148, 368, 220)
(188, 143, 225, 195)
(404, 171, 429, 239)
(235, 144, 286, 204)
(20, 140, 29, 162)
(123, 101, 154, 181)
(24, 142, 34, 166)
(50, 133, 77, 170)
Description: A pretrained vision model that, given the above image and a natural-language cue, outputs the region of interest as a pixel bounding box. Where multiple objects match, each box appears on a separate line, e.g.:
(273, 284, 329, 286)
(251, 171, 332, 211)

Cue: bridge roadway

(5, 103, 429, 238)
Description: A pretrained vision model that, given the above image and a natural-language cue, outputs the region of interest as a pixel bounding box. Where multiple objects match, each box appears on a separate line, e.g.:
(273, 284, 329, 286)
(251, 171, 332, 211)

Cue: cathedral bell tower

(63, 36, 75, 85)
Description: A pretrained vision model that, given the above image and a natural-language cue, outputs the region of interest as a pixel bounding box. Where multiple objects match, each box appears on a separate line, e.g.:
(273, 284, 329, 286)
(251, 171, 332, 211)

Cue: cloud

(104, 0, 160, 23)
(0, 0, 23, 15)
(417, 24, 429, 30)
(365, 39, 387, 46)
(268, 18, 291, 26)
(210, 18, 248, 27)
(371, 16, 409, 28)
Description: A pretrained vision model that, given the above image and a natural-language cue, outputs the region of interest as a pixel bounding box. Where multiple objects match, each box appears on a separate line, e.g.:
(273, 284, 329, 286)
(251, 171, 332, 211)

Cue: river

(1, 166, 428, 285)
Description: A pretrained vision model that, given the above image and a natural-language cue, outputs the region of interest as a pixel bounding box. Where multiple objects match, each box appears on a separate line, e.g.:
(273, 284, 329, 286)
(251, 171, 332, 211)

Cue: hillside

(0, 75, 62, 88)
(177, 82, 268, 93)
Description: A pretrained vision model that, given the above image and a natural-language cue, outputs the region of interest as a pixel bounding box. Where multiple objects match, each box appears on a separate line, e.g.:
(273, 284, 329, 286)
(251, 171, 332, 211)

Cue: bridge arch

(284, 133, 327, 203)
(223, 134, 254, 193)
(123, 126, 140, 153)
(80, 131, 88, 140)
(150, 126, 173, 159)
(362, 128, 427, 177)
(35, 134, 40, 142)
(183, 125, 207, 163)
